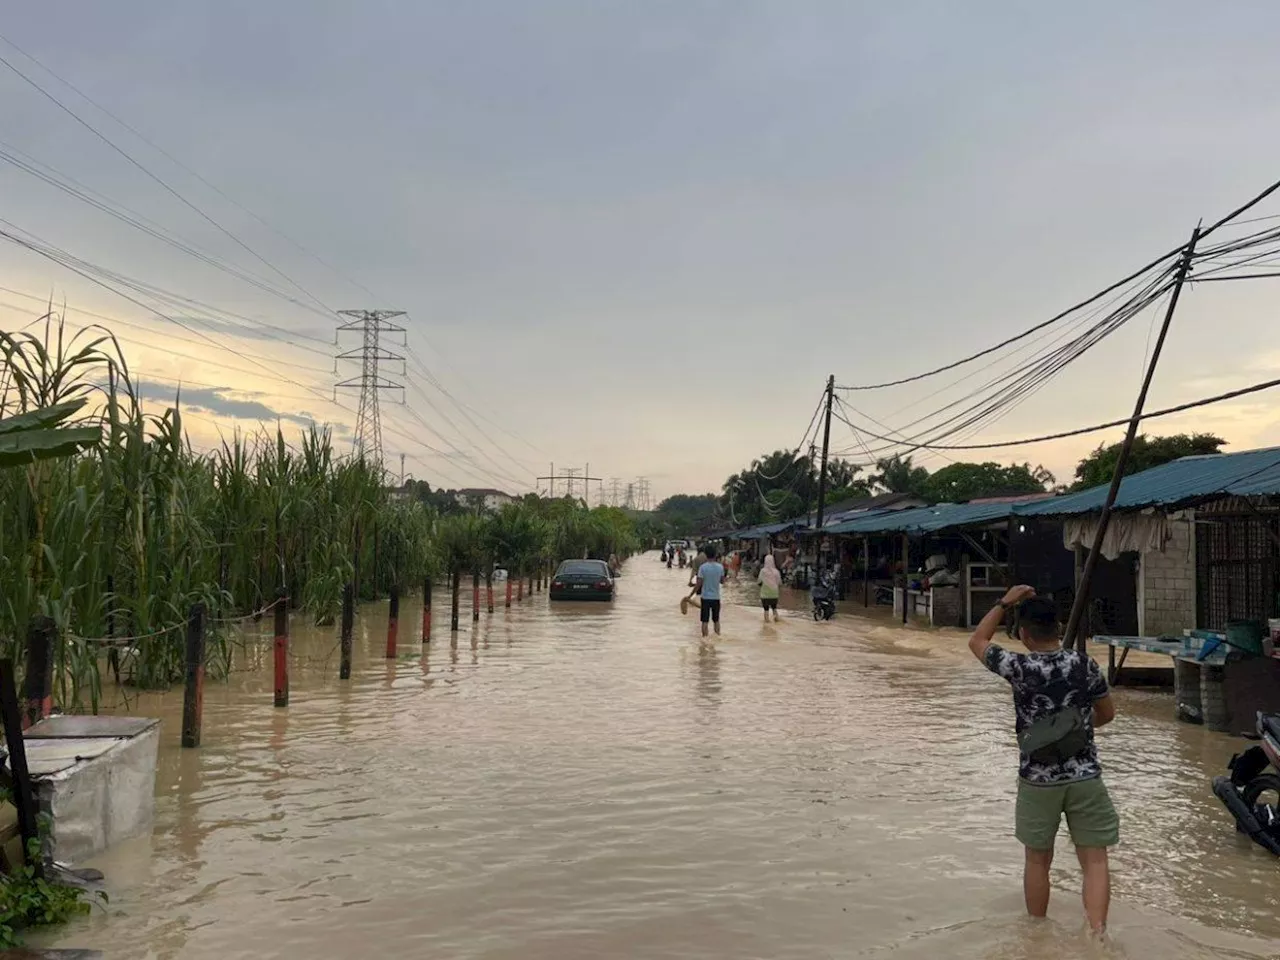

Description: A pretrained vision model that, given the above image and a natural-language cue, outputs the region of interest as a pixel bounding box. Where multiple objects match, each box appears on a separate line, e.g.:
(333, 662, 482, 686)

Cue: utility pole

(399, 453, 406, 487)
(813, 374, 836, 566)
(1063, 226, 1201, 652)
(334, 309, 406, 465)
(537, 467, 602, 504)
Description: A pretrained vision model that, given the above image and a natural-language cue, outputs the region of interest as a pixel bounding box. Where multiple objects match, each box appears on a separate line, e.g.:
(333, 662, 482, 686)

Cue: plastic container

(1224, 619, 1267, 656)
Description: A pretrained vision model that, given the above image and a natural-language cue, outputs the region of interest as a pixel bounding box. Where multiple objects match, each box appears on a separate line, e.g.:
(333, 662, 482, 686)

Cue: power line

(835, 170, 1280, 393)
(831, 374, 1280, 451)
(0, 42, 335, 317)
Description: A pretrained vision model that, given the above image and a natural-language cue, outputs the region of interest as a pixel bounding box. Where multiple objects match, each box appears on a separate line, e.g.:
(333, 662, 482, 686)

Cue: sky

(3, 1, 1280, 503)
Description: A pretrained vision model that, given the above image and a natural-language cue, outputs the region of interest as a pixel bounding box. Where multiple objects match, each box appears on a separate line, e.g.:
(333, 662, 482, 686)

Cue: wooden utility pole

(1063, 225, 1201, 652)
(813, 375, 836, 568)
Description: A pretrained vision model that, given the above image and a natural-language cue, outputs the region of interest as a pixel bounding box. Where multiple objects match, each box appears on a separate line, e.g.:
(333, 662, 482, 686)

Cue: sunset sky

(3, 1, 1280, 502)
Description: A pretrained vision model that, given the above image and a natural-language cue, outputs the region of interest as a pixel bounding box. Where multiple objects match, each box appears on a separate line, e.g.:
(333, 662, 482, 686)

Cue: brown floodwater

(40, 554, 1280, 959)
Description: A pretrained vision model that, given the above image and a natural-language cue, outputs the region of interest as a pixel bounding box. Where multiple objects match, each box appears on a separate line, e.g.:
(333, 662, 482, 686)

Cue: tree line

(649, 433, 1227, 536)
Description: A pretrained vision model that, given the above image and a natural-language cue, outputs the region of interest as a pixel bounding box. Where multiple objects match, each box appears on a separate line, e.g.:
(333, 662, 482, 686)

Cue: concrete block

(33, 722, 160, 864)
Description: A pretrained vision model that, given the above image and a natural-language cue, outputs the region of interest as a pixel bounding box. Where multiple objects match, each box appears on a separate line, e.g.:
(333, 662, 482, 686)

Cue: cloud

(133, 381, 342, 432)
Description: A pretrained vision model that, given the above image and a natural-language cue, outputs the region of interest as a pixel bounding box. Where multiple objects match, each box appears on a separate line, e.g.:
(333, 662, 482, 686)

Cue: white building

(454, 488, 516, 512)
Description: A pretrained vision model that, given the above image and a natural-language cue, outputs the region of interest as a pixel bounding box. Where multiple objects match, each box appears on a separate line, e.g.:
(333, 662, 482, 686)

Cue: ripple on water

(41, 556, 1280, 959)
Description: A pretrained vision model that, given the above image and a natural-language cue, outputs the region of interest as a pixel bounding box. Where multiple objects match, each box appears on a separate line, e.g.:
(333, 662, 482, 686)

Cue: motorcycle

(1212, 712, 1280, 856)
(811, 569, 838, 621)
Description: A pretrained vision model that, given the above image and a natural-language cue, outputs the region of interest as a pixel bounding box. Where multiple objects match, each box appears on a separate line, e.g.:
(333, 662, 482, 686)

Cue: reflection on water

(43, 555, 1280, 959)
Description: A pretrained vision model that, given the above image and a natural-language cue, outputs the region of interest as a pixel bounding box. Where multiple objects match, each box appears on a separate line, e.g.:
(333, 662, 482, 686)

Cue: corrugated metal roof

(824, 500, 1019, 536)
(1016, 446, 1280, 517)
(720, 519, 807, 540)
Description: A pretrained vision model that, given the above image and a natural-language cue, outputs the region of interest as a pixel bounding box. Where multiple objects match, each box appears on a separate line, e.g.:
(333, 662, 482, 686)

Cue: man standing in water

(968, 585, 1118, 936)
(695, 544, 727, 638)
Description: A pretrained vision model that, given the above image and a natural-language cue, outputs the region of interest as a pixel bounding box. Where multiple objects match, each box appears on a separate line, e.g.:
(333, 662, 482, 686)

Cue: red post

(22, 617, 55, 729)
(505, 576, 513, 608)
(472, 571, 481, 622)
(422, 577, 432, 643)
(486, 575, 495, 614)
(517, 577, 524, 602)
(386, 586, 399, 658)
(273, 591, 289, 707)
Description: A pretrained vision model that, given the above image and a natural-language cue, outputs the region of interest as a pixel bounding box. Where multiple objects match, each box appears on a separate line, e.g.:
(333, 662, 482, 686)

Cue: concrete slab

(25, 716, 158, 739)
(12, 739, 123, 778)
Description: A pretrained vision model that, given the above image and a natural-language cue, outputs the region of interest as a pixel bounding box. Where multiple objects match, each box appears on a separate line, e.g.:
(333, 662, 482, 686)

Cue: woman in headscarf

(758, 554, 782, 622)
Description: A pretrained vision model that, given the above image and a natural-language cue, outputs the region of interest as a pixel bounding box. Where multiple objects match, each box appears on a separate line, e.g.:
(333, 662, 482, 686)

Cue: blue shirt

(698, 561, 726, 600)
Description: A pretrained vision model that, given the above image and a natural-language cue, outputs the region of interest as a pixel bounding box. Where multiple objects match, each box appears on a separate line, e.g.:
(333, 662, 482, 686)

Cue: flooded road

(46, 554, 1280, 958)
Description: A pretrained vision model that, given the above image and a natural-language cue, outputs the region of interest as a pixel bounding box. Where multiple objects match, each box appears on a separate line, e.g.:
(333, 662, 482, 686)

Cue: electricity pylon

(334, 309, 406, 465)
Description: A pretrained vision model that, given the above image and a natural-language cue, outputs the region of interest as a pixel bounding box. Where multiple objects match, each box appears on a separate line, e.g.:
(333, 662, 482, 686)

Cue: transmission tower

(635, 477, 652, 512)
(334, 309, 406, 465)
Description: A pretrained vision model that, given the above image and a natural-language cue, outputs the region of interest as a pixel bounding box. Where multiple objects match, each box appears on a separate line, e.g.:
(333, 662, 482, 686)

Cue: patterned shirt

(983, 643, 1109, 785)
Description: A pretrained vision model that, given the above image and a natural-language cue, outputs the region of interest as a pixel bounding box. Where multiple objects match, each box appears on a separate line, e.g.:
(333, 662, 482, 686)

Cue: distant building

(454, 488, 515, 512)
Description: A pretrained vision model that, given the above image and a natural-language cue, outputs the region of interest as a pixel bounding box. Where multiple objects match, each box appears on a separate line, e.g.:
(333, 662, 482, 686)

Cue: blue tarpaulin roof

(1015, 446, 1280, 517)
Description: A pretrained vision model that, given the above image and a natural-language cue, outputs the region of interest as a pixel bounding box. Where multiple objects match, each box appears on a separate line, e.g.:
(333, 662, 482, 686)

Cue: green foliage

(651, 493, 718, 537)
(869, 454, 930, 496)
(0, 849, 91, 947)
(921, 461, 1053, 503)
(0, 314, 439, 705)
(0, 812, 92, 947)
(1072, 433, 1226, 490)
(721, 451, 866, 528)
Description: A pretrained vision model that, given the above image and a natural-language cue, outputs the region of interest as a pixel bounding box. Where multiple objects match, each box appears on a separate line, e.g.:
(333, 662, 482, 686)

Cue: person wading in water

(968, 584, 1118, 937)
(694, 544, 727, 638)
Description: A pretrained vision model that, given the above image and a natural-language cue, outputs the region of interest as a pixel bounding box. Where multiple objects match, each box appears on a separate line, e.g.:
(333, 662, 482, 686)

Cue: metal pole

(1064, 225, 1200, 652)
(901, 534, 910, 624)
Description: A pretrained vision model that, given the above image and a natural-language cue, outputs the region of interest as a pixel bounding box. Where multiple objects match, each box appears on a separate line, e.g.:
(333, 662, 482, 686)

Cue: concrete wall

(1140, 513, 1196, 637)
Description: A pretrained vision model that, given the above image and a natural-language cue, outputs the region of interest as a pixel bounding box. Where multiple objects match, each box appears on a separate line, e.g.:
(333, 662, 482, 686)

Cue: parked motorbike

(811, 569, 838, 621)
(1212, 712, 1280, 856)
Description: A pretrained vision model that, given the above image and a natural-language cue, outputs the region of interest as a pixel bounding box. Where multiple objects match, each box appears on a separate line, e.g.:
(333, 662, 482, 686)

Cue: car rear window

(559, 561, 608, 575)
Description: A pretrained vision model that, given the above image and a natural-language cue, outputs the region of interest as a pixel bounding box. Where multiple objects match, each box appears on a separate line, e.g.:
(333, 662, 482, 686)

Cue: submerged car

(549, 559, 615, 601)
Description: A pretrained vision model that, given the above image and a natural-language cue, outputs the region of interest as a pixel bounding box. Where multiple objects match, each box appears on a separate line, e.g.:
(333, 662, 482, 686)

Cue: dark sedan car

(549, 559, 615, 601)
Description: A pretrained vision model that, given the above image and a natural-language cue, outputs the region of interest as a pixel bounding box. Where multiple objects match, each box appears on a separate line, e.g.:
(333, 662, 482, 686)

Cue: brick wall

(1141, 514, 1196, 636)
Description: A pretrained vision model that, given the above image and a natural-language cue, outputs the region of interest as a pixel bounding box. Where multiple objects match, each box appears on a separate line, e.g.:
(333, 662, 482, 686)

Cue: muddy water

(42, 555, 1280, 959)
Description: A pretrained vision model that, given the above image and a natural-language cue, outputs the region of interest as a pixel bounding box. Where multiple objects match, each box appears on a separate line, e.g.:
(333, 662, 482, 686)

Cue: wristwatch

(997, 600, 1013, 610)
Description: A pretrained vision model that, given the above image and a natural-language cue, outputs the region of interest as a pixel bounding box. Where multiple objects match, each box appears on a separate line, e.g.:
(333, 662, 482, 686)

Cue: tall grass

(1, 313, 642, 711)
(0, 315, 438, 709)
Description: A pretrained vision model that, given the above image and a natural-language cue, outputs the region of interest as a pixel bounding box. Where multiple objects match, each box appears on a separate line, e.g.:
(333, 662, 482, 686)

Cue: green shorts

(1016, 776, 1119, 850)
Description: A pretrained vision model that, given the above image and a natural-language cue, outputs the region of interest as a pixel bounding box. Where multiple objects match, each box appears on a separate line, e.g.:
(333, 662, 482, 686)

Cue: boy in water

(968, 585, 1118, 936)
(695, 544, 727, 638)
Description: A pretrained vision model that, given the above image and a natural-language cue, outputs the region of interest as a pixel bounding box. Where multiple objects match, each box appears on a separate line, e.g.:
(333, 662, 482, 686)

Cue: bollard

(472, 571, 481, 622)
(486, 574, 495, 614)
(387, 586, 400, 659)
(340, 583, 354, 680)
(181, 603, 206, 748)
(450, 570, 461, 632)
(505, 575, 513, 608)
(273, 591, 289, 707)
(22, 616, 55, 729)
(517, 576, 524, 602)
(422, 577, 433, 643)
(0, 659, 42, 877)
